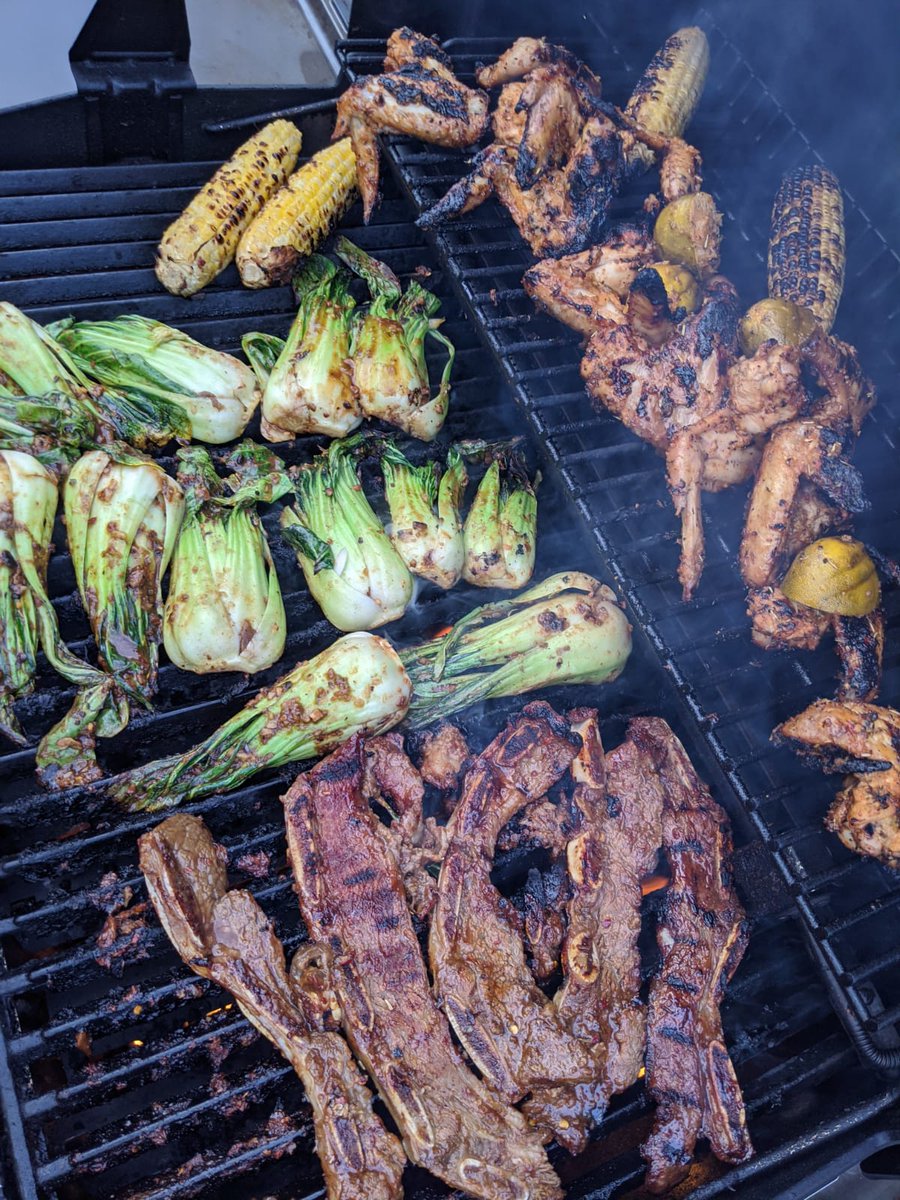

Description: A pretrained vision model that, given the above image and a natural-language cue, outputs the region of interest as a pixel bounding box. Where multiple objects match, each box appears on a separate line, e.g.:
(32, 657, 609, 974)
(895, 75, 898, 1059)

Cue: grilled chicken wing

(492, 81, 529, 146)
(581, 275, 740, 452)
(775, 700, 900, 869)
(523, 222, 655, 335)
(802, 329, 876, 436)
(420, 113, 628, 257)
(476, 37, 585, 87)
(511, 64, 602, 187)
(334, 28, 489, 221)
(740, 422, 867, 590)
(739, 421, 882, 698)
(478, 39, 603, 190)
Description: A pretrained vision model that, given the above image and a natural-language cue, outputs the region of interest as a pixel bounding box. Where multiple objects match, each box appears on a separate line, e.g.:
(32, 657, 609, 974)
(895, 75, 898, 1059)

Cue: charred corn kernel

(653, 191, 721, 277)
(236, 139, 358, 289)
(768, 165, 845, 333)
(625, 27, 709, 169)
(739, 297, 819, 357)
(781, 536, 880, 617)
(627, 261, 700, 346)
(155, 120, 302, 297)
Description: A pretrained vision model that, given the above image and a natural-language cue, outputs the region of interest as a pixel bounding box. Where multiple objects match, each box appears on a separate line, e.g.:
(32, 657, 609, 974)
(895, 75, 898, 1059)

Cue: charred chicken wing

(775, 700, 900, 869)
(334, 28, 489, 221)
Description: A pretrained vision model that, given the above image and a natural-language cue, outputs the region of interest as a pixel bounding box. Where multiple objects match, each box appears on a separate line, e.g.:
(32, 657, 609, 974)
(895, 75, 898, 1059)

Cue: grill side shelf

(340, 25, 900, 1075)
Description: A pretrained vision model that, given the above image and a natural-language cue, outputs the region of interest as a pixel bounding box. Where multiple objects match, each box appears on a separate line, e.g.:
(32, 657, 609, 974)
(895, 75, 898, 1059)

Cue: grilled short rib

(641, 723, 754, 1192)
(283, 735, 562, 1200)
(526, 713, 667, 1152)
(139, 814, 405, 1200)
(428, 702, 605, 1132)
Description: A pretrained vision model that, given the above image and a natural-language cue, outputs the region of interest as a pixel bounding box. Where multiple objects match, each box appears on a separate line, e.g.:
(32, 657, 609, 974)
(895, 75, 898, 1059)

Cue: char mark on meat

(525, 713, 667, 1152)
(774, 700, 900, 868)
(429, 703, 602, 1130)
(639, 724, 753, 1193)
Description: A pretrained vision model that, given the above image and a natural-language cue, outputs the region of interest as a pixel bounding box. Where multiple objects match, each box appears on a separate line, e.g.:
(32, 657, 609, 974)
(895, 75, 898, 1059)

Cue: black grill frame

(340, 13, 900, 1073)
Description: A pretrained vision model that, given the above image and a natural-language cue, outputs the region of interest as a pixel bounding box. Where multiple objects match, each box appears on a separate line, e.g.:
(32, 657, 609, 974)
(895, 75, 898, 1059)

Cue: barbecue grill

(1, 2, 899, 1198)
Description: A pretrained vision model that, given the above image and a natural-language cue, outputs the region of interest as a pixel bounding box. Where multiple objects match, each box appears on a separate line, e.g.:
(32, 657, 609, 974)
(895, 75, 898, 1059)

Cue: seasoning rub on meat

(283, 735, 562, 1200)
(525, 713, 668, 1152)
(428, 702, 602, 1129)
(641, 724, 754, 1192)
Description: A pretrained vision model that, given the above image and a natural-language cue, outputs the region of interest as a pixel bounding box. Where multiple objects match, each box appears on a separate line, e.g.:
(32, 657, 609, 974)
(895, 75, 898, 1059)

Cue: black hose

(803, 925, 900, 1073)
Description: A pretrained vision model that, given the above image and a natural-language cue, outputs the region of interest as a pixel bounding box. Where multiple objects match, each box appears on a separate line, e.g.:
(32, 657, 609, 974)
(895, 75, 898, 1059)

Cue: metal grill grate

(339, 17, 900, 1072)
(0, 110, 898, 1200)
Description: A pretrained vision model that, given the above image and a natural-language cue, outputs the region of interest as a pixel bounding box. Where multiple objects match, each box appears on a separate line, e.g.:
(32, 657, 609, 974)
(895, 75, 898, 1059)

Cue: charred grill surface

(138, 815, 406, 1200)
(1, 20, 900, 1200)
(282, 736, 562, 1200)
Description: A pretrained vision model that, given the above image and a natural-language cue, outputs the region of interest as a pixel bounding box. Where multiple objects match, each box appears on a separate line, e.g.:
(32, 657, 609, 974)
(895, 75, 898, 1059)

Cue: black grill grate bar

(847, 944, 900, 986)
(0, 826, 287, 947)
(36, 1063, 299, 1181)
(870, 1000, 900, 1032)
(22, 1015, 254, 1119)
(822, 891, 900, 938)
(125, 1132, 322, 1200)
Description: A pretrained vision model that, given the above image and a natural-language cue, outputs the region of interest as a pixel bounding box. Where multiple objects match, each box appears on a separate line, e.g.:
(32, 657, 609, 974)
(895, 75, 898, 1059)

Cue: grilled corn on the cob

(767, 165, 845, 333)
(625, 27, 709, 170)
(156, 120, 302, 297)
(236, 138, 358, 288)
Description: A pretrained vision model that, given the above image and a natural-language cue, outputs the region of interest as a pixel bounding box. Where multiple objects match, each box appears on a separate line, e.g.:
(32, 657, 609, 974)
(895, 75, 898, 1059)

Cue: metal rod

(203, 96, 338, 135)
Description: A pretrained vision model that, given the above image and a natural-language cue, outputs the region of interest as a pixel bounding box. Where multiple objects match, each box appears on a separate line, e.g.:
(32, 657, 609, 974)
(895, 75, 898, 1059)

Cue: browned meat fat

(418, 721, 471, 792)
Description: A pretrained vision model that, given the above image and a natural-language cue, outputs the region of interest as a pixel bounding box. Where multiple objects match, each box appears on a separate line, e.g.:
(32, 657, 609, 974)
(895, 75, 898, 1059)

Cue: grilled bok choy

(246, 256, 359, 441)
(108, 571, 631, 812)
(336, 237, 454, 441)
(281, 436, 413, 631)
(163, 442, 292, 674)
(0, 396, 93, 464)
(0, 450, 110, 745)
(461, 440, 538, 589)
(400, 571, 632, 725)
(381, 442, 467, 589)
(109, 632, 412, 810)
(36, 446, 184, 788)
(0, 302, 190, 448)
(51, 315, 260, 445)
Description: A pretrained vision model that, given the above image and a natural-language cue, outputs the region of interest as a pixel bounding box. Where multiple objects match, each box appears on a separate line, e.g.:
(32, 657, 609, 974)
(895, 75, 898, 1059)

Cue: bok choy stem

(106, 572, 632, 812)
